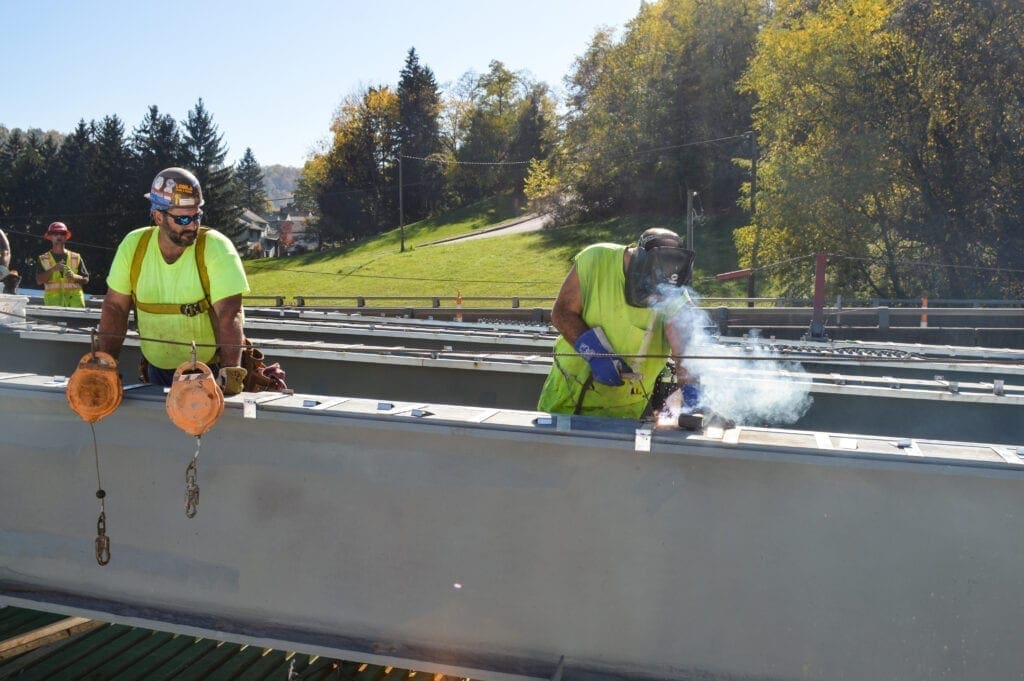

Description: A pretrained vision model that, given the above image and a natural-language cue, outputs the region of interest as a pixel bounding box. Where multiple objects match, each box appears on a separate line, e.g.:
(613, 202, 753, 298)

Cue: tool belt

(138, 338, 287, 393)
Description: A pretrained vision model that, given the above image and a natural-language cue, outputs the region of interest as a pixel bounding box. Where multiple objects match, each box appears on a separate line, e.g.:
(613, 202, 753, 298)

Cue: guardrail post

(716, 306, 729, 336)
(295, 296, 305, 307)
(275, 296, 283, 307)
(512, 297, 520, 308)
(877, 306, 889, 330)
(357, 297, 365, 307)
(432, 297, 440, 308)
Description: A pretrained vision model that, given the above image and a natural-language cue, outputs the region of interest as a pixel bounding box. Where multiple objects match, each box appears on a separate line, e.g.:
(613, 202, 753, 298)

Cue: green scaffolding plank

(95, 630, 178, 678)
(0, 607, 66, 640)
(11, 624, 136, 680)
(138, 637, 222, 681)
(111, 633, 203, 681)
(201, 643, 269, 680)
(161, 639, 246, 681)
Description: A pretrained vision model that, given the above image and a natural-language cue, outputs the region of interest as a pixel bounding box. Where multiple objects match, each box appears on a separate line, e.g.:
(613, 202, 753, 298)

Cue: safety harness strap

(130, 227, 211, 316)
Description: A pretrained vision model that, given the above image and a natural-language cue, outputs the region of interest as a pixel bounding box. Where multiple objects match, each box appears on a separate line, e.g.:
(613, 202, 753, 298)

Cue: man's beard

(168, 229, 198, 247)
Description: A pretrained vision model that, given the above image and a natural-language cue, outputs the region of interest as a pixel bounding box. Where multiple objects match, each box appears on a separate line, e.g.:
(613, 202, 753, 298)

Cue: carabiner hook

(90, 328, 99, 356)
(190, 341, 198, 370)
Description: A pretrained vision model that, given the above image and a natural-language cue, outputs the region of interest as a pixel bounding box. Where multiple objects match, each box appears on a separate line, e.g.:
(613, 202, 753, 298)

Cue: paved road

(423, 213, 550, 246)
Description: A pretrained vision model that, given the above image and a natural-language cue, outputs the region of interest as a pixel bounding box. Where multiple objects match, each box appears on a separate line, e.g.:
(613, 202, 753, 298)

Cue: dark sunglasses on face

(162, 210, 202, 226)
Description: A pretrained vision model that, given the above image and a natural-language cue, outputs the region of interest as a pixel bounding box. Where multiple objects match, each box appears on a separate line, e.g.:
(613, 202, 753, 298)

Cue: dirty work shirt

(106, 226, 249, 370)
(537, 243, 670, 418)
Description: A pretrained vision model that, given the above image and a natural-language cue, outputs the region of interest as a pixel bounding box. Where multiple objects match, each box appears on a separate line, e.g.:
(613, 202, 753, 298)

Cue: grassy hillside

(246, 199, 744, 302)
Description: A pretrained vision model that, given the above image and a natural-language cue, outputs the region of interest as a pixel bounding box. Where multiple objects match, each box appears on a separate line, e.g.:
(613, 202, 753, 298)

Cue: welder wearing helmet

(537, 228, 698, 418)
(97, 167, 250, 395)
(36, 222, 89, 307)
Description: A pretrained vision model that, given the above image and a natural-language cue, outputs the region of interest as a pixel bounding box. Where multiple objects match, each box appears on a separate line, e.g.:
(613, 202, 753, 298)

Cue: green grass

(245, 200, 744, 303)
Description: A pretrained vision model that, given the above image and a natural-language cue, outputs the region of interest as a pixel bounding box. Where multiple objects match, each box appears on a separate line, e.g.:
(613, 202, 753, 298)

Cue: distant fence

(291, 295, 556, 309)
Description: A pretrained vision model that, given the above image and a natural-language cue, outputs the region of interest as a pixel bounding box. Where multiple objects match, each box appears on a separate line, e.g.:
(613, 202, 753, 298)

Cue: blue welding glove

(682, 384, 701, 411)
(574, 327, 629, 386)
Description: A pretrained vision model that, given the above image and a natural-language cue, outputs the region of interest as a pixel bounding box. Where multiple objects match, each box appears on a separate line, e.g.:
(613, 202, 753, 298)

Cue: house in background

(266, 207, 317, 256)
(235, 210, 272, 258)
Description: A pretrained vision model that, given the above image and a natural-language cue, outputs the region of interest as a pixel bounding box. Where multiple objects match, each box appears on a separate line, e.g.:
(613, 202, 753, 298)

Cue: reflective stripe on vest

(40, 251, 85, 307)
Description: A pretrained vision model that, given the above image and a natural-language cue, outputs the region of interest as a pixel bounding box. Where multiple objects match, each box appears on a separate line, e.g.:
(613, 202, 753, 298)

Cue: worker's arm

(97, 290, 133, 359)
(74, 258, 90, 285)
(664, 319, 692, 385)
(0, 230, 9, 268)
(551, 265, 588, 345)
(35, 259, 62, 286)
(551, 264, 628, 386)
(212, 294, 244, 367)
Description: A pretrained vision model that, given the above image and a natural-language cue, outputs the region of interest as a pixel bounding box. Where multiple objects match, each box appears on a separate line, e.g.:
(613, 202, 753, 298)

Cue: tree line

(0, 99, 268, 292)
(3, 0, 1021, 299)
(299, 0, 1022, 299)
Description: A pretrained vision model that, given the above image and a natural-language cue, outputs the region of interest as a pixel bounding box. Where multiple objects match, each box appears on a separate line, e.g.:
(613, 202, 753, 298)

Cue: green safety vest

(39, 250, 86, 307)
(537, 244, 670, 418)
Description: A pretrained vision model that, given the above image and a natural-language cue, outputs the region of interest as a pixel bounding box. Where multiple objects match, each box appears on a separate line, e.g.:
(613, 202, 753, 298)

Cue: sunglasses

(162, 210, 203, 226)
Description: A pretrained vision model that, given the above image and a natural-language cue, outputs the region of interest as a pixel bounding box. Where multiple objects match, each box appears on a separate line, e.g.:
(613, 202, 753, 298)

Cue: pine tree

(235, 148, 269, 213)
(88, 116, 136, 250)
(132, 105, 183, 189)
(396, 47, 444, 220)
(182, 99, 243, 235)
(53, 121, 95, 221)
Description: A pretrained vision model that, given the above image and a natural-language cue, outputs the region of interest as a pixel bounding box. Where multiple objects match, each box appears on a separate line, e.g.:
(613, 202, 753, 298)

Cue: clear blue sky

(1, 0, 641, 168)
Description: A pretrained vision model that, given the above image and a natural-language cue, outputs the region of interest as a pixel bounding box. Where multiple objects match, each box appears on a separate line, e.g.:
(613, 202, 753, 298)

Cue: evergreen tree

(53, 121, 95, 222)
(504, 83, 556, 196)
(235, 147, 269, 213)
(396, 47, 444, 220)
(89, 116, 136, 234)
(132, 105, 183, 189)
(455, 60, 529, 200)
(182, 99, 243, 235)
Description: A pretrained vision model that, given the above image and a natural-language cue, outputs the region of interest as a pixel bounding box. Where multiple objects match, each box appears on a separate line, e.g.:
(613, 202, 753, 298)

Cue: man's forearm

(97, 302, 129, 359)
(215, 308, 244, 367)
(551, 307, 589, 347)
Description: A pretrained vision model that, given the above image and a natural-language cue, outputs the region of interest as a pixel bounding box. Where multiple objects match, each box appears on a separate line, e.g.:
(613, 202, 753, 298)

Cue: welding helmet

(145, 167, 205, 211)
(166, 361, 224, 436)
(67, 351, 123, 423)
(624, 228, 695, 307)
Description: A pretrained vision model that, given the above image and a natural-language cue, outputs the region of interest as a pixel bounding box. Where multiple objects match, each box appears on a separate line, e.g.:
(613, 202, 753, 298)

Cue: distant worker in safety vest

(36, 222, 89, 307)
(537, 228, 699, 418)
(97, 167, 250, 394)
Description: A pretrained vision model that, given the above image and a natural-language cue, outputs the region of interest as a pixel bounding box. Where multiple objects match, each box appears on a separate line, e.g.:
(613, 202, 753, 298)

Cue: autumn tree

(739, 0, 1024, 298)
(306, 86, 400, 242)
(559, 0, 763, 219)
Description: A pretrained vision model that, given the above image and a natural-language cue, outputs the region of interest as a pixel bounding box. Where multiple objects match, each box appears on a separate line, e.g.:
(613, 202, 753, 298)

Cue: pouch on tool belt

(166, 361, 224, 436)
(67, 351, 123, 423)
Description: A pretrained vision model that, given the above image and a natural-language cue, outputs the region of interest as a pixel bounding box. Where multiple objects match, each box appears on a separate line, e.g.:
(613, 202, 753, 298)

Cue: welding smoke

(653, 285, 813, 426)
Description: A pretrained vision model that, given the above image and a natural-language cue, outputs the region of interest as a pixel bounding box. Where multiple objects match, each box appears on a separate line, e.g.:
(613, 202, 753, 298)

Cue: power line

(402, 154, 532, 166)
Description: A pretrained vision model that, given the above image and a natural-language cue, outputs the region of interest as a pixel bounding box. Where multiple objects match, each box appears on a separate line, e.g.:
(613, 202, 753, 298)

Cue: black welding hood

(625, 230, 695, 307)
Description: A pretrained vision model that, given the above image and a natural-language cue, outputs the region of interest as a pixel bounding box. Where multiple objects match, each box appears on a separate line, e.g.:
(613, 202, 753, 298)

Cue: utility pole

(398, 155, 405, 253)
(686, 190, 696, 251)
(745, 131, 759, 305)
